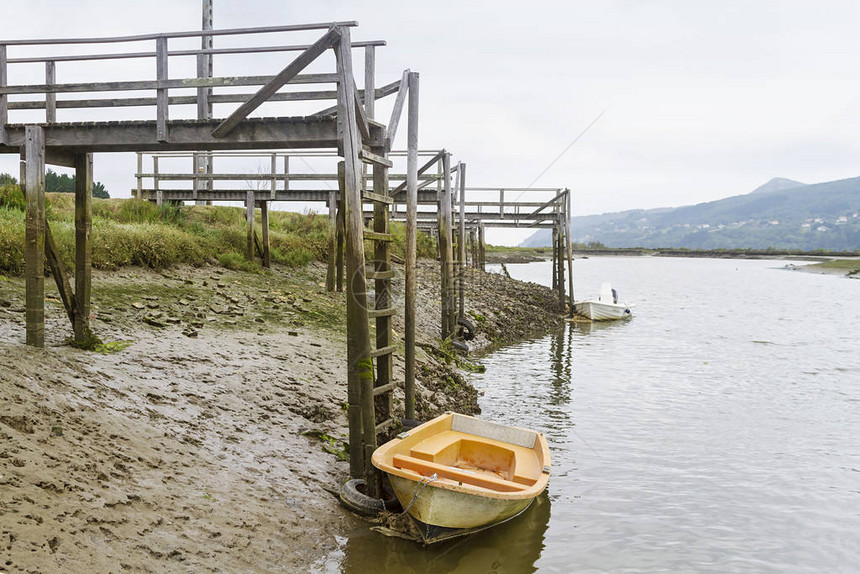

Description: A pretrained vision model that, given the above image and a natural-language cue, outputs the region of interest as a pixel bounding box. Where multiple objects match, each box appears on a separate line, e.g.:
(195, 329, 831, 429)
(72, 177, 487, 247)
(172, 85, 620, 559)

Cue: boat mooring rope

(399, 473, 438, 515)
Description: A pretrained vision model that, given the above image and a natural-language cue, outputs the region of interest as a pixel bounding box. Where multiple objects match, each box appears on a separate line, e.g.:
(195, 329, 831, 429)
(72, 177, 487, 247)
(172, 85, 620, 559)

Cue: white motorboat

(573, 282, 632, 321)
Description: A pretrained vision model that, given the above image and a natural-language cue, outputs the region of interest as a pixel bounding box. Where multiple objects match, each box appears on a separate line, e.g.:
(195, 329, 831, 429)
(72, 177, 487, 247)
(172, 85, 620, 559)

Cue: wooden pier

(0, 21, 423, 497)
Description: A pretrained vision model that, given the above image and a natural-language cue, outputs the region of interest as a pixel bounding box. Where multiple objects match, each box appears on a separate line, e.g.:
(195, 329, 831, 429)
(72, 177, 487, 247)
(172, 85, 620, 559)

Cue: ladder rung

(375, 417, 395, 434)
(372, 381, 397, 396)
(368, 307, 396, 318)
(362, 191, 394, 205)
(369, 344, 396, 358)
(366, 269, 396, 280)
(359, 148, 394, 168)
(363, 230, 394, 242)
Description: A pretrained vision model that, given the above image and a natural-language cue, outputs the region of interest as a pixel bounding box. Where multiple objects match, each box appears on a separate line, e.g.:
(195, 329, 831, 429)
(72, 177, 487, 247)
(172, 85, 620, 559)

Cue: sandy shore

(0, 260, 563, 573)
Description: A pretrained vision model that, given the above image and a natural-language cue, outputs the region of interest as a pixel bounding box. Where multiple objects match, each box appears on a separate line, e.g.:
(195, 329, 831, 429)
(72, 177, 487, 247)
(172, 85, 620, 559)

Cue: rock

(131, 302, 145, 310)
(143, 316, 166, 328)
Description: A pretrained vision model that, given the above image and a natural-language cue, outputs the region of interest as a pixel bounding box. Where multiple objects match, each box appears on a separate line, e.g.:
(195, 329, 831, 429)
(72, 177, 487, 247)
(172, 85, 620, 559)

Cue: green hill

(522, 176, 860, 251)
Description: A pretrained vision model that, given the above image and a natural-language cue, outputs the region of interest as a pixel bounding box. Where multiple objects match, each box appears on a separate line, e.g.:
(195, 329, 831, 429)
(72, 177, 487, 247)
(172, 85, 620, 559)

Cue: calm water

(317, 257, 860, 573)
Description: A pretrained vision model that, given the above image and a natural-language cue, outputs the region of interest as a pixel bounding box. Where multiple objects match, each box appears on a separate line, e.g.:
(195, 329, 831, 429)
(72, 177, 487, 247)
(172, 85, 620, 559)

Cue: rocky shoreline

(0, 260, 563, 572)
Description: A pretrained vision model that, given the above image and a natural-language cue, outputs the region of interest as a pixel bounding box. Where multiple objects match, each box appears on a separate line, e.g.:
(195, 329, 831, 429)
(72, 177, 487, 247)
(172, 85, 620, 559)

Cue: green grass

(808, 259, 860, 275)
(0, 186, 436, 275)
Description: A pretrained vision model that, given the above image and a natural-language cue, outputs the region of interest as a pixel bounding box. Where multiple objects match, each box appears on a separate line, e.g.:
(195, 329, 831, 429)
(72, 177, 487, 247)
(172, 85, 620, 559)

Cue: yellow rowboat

(371, 412, 551, 543)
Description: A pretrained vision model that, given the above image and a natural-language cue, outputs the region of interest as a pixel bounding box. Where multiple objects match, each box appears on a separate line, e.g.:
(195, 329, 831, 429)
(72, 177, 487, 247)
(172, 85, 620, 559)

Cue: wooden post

(245, 190, 255, 261)
(326, 188, 337, 291)
(565, 189, 575, 314)
(336, 28, 378, 493)
(438, 152, 455, 340)
(156, 36, 169, 143)
(404, 71, 418, 421)
(260, 201, 271, 267)
(24, 126, 45, 348)
(478, 222, 485, 271)
(556, 218, 565, 309)
(136, 152, 143, 198)
(154, 156, 162, 206)
(552, 225, 558, 291)
(196, 2, 213, 206)
(458, 163, 466, 322)
(74, 153, 93, 342)
(45, 61, 56, 123)
(270, 153, 277, 200)
(336, 163, 345, 292)
(469, 228, 477, 269)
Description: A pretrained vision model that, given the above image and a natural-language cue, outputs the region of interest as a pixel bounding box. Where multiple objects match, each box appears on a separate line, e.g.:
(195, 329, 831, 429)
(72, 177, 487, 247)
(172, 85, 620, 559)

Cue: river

(317, 256, 860, 573)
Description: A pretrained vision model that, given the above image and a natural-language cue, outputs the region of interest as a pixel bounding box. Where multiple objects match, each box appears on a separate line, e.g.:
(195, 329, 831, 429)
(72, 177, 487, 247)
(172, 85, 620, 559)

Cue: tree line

(0, 170, 109, 198)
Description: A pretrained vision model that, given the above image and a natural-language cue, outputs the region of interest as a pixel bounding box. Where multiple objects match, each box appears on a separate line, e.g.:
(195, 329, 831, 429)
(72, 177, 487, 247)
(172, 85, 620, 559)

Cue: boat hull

(371, 413, 550, 544)
(574, 300, 631, 321)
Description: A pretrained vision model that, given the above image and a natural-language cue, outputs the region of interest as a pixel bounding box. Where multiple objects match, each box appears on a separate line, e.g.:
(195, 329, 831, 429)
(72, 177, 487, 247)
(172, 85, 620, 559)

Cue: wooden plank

(364, 45, 376, 120)
(362, 190, 392, 205)
(24, 126, 45, 348)
(365, 269, 395, 280)
(197, 0, 213, 122)
(369, 345, 396, 359)
(372, 381, 396, 396)
(44, 223, 77, 328)
(156, 36, 169, 143)
(2, 22, 358, 46)
(358, 147, 392, 168)
(336, 163, 345, 292)
(74, 153, 93, 342)
(386, 70, 409, 151)
(363, 229, 392, 242)
(367, 307, 396, 318)
(45, 61, 56, 123)
(353, 87, 370, 141)
(0, 116, 343, 152)
(8, 90, 342, 110)
(0, 74, 339, 96)
(404, 71, 419, 420)
(565, 189, 574, 314)
(212, 27, 342, 138)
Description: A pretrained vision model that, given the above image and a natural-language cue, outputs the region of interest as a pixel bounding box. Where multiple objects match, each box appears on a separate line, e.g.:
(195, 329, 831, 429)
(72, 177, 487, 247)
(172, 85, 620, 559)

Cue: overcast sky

(2, 1, 859, 244)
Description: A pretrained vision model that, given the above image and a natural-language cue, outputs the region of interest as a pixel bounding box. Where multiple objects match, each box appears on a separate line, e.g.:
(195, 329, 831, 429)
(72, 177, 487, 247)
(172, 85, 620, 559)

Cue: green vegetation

(0, 183, 435, 275)
(808, 259, 860, 275)
(44, 169, 110, 198)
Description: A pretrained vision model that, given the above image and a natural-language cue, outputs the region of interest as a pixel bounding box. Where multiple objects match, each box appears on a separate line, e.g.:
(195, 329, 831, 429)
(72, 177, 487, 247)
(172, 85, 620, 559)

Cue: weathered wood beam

(0, 117, 346, 153)
(24, 126, 45, 347)
(0, 44, 7, 144)
(336, 27, 377, 493)
(404, 71, 418, 421)
(386, 70, 409, 151)
(156, 36, 169, 143)
(45, 61, 56, 123)
(260, 200, 271, 267)
(309, 79, 399, 118)
(212, 27, 342, 138)
(245, 190, 255, 261)
(74, 153, 93, 341)
(0, 74, 339, 96)
(391, 149, 443, 196)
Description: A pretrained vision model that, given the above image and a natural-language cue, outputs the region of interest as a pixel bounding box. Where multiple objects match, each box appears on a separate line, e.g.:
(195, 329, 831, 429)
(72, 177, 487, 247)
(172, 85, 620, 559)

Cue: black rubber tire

(457, 317, 476, 341)
(401, 418, 422, 431)
(339, 478, 400, 516)
(451, 339, 470, 352)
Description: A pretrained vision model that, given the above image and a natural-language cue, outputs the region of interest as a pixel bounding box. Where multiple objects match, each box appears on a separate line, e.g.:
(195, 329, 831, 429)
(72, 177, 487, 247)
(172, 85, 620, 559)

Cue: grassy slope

(0, 184, 434, 275)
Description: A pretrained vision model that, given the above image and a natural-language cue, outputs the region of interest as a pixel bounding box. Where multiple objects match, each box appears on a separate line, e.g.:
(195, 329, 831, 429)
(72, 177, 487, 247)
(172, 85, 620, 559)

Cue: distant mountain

(522, 176, 860, 251)
(749, 177, 806, 195)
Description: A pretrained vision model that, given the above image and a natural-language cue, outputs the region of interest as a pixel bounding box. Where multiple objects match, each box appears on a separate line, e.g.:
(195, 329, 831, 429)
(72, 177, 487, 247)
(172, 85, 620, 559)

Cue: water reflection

(326, 493, 552, 573)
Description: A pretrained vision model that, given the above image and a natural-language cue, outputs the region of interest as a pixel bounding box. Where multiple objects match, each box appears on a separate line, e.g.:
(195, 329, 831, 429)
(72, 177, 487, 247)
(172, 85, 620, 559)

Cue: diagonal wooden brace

(212, 26, 342, 138)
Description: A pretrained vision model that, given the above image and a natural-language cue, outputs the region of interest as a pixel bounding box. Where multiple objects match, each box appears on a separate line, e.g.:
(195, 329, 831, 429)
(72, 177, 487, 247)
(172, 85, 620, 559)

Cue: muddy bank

(0, 260, 563, 572)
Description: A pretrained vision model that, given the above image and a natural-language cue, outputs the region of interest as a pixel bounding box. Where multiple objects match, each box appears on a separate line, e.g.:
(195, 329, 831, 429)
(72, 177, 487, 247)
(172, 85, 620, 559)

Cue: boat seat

(391, 453, 530, 493)
(409, 430, 540, 486)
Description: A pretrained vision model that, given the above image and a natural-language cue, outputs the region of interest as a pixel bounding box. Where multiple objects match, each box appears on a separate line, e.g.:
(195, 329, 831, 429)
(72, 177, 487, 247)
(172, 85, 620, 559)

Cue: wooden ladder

(362, 146, 397, 439)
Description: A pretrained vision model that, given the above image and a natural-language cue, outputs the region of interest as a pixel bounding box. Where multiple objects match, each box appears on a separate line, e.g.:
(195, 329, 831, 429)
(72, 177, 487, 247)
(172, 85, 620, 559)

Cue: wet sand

(0, 261, 563, 572)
